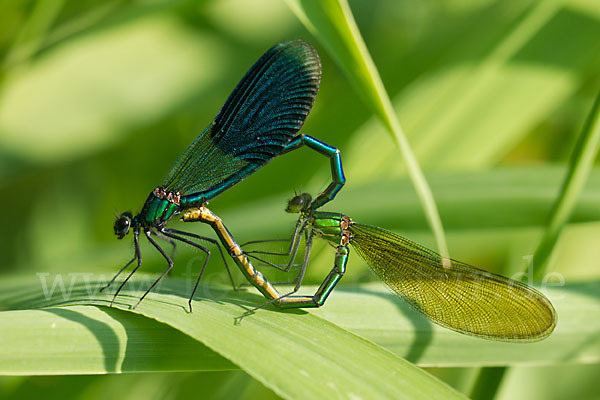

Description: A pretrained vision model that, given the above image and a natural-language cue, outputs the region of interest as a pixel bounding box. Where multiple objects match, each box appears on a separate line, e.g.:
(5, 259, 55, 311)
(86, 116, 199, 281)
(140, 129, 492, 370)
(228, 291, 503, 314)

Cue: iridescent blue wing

(163, 40, 321, 203)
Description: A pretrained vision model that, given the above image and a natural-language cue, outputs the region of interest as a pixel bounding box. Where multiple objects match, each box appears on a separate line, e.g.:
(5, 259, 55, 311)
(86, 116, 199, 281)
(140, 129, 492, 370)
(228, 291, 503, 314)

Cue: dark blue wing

(163, 40, 321, 201)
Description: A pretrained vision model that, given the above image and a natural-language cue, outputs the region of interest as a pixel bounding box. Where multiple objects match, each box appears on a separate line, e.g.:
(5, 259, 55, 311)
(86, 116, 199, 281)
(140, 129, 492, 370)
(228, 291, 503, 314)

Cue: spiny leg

(236, 234, 315, 323)
(241, 219, 306, 274)
(100, 253, 136, 292)
(161, 229, 211, 312)
(241, 217, 305, 258)
(133, 230, 173, 309)
(164, 228, 237, 292)
(285, 233, 314, 294)
(241, 238, 294, 259)
(237, 249, 301, 287)
(244, 252, 301, 272)
(110, 228, 142, 307)
(152, 230, 177, 259)
(240, 238, 291, 249)
(243, 243, 302, 273)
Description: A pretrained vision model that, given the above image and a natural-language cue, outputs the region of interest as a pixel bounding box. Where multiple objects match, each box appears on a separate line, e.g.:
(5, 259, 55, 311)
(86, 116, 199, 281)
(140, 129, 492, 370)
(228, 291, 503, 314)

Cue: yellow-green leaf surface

(0, 277, 465, 400)
(0, 306, 235, 374)
(310, 282, 599, 367)
(1, 276, 597, 370)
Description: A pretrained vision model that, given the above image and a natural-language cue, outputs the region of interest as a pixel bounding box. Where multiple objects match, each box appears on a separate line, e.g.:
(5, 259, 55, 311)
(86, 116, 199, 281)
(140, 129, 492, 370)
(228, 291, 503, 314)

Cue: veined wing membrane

(350, 223, 557, 341)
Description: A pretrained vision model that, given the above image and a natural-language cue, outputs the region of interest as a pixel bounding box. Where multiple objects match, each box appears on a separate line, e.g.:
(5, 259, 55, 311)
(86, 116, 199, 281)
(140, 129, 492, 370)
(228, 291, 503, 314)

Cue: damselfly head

(286, 193, 312, 214)
(114, 212, 133, 239)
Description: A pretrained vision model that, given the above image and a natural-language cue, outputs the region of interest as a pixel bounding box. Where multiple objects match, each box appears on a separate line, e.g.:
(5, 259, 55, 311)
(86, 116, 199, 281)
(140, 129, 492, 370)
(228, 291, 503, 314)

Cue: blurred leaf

(220, 166, 600, 239)
(206, 0, 296, 43)
(3, 0, 64, 68)
(342, 2, 600, 174)
(532, 89, 600, 278)
(19, 166, 600, 280)
(0, 277, 465, 400)
(499, 364, 600, 400)
(0, 14, 226, 162)
(0, 372, 270, 400)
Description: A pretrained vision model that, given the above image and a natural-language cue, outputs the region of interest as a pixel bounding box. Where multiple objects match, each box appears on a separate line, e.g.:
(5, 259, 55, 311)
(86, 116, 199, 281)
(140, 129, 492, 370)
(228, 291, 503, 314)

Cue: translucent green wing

(349, 223, 557, 341)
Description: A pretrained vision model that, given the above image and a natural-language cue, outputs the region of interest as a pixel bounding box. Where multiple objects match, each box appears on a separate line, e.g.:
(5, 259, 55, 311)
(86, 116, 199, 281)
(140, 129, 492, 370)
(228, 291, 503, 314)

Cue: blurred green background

(1, 0, 600, 399)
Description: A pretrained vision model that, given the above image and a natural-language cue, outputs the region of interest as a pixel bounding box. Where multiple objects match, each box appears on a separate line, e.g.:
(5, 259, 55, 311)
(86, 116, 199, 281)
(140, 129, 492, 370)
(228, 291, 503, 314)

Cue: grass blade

(472, 83, 600, 400)
(532, 88, 600, 279)
(0, 305, 235, 374)
(0, 276, 465, 400)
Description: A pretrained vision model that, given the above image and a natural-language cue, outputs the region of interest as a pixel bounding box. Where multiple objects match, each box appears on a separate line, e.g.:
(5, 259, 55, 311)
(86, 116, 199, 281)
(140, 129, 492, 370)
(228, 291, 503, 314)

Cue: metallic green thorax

(311, 212, 345, 243)
(140, 187, 182, 225)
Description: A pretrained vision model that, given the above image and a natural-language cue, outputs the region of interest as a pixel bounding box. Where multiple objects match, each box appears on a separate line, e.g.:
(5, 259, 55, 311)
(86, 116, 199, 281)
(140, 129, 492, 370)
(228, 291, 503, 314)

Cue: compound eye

(114, 213, 132, 238)
(292, 195, 304, 207)
(286, 193, 312, 213)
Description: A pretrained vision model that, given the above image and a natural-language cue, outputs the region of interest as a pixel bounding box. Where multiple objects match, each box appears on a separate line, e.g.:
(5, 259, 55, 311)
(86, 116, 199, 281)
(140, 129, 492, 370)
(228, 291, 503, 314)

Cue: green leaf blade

(0, 305, 235, 375)
(0, 277, 465, 400)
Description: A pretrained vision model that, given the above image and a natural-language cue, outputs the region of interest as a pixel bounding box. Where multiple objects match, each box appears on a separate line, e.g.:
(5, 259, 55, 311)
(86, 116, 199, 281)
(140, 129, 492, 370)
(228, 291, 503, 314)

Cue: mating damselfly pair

(106, 40, 556, 342)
